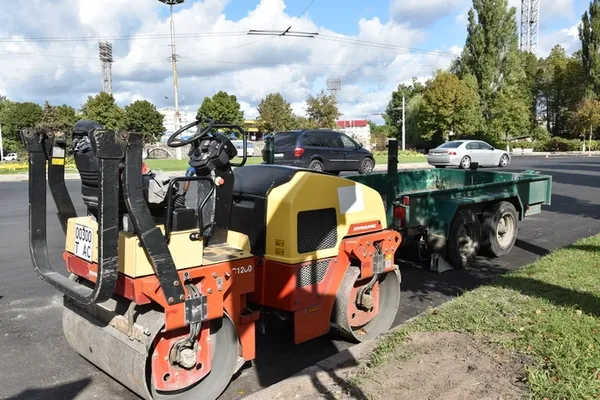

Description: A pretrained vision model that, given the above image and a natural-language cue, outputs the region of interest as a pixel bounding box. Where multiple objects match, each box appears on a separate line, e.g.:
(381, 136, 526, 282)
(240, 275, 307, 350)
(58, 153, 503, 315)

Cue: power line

(315, 34, 457, 58)
(0, 31, 247, 43)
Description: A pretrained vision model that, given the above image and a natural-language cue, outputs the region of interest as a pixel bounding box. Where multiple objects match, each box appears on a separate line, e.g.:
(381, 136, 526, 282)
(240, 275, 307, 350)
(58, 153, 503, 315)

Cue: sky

(0, 0, 588, 125)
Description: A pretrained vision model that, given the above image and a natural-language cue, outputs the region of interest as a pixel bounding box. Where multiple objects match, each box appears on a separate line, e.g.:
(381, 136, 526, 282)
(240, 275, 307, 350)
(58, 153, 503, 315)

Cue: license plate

(274, 153, 284, 159)
(74, 224, 93, 262)
(431, 152, 442, 156)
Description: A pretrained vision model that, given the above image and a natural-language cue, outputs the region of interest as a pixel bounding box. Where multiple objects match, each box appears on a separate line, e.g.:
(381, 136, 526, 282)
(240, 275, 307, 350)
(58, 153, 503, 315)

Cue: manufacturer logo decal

(348, 221, 381, 234)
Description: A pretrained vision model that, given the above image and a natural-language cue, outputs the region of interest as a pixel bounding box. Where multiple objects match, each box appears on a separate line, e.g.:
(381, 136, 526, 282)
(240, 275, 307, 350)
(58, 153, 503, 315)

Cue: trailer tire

(446, 208, 481, 269)
(481, 201, 518, 257)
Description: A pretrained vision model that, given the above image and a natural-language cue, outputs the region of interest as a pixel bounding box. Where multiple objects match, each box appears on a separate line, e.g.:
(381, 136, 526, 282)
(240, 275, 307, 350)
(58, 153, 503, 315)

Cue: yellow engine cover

(65, 216, 251, 278)
(265, 171, 387, 264)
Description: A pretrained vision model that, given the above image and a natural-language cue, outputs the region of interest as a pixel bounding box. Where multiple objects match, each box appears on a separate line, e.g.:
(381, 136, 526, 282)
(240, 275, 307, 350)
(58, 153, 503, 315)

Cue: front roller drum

(330, 267, 401, 342)
(62, 297, 239, 400)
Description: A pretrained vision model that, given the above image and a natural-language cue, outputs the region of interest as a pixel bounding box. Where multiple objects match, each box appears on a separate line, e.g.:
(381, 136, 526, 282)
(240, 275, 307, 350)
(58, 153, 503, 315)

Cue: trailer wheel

(481, 201, 518, 257)
(446, 208, 481, 269)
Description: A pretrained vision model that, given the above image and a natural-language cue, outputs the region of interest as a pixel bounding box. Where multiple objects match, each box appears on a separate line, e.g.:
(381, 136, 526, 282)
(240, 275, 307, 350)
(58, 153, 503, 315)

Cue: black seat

(71, 120, 174, 222)
(230, 164, 305, 256)
(71, 120, 112, 213)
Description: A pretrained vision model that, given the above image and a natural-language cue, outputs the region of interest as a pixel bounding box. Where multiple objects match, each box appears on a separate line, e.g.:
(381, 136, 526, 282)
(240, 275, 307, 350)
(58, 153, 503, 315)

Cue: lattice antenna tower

(98, 41, 113, 94)
(520, 0, 540, 54)
(326, 77, 342, 100)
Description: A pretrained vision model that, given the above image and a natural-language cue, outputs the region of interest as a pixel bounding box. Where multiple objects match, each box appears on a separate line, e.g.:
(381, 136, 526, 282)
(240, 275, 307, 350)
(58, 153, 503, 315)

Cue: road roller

(20, 116, 402, 400)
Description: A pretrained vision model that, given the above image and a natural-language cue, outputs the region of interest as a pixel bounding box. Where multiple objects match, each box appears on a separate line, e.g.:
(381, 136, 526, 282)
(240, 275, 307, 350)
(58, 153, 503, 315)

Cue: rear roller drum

(62, 296, 239, 400)
(330, 267, 401, 343)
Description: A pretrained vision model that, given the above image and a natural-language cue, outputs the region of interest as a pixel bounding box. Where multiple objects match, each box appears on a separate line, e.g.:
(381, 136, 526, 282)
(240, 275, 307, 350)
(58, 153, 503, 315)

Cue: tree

(488, 87, 531, 145)
(198, 91, 244, 126)
(368, 120, 393, 150)
(580, 0, 600, 96)
(123, 100, 166, 143)
(36, 101, 78, 132)
(80, 92, 124, 130)
(458, 0, 528, 130)
(305, 90, 341, 129)
(536, 46, 586, 137)
(293, 115, 318, 130)
(573, 97, 600, 146)
(0, 102, 43, 151)
(384, 78, 426, 144)
(256, 93, 296, 133)
(419, 71, 482, 146)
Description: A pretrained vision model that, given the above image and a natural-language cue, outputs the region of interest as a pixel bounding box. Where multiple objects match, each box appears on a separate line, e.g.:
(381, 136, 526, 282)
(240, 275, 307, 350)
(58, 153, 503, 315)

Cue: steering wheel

(166, 117, 215, 148)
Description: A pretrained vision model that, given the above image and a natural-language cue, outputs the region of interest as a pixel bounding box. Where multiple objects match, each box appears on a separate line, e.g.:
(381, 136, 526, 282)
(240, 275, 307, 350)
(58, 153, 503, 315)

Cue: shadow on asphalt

(7, 378, 91, 400)
(548, 194, 600, 219)
(514, 239, 550, 257)
(494, 276, 600, 318)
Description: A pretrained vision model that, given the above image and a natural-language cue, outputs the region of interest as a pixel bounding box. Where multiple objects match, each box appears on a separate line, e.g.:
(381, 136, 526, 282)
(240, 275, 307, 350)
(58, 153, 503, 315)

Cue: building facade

(336, 120, 371, 149)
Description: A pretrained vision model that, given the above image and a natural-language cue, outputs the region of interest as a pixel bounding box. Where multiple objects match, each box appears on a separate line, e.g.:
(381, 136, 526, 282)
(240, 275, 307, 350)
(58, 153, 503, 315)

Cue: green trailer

(345, 140, 552, 270)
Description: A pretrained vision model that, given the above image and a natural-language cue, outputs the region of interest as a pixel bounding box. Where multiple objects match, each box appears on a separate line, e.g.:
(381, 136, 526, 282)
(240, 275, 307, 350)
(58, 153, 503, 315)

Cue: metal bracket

(373, 252, 385, 274)
(184, 296, 208, 325)
(430, 253, 455, 273)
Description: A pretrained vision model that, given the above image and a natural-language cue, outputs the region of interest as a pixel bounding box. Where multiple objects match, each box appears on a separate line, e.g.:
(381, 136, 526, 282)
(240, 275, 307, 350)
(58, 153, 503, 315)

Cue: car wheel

(459, 156, 471, 169)
(359, 158, 374, 175)
(498, 154, 509, 167)
(308, 159, 324, 172)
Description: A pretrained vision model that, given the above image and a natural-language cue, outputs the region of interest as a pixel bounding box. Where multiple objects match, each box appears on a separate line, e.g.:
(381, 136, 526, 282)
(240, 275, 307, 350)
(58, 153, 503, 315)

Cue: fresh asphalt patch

(0, 156, 599, 399)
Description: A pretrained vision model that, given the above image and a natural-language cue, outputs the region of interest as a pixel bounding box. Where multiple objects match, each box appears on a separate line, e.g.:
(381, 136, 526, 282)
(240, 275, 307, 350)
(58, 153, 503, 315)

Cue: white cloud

(391, 0, 467, 27)
(1, 0, 456, 123)
(8, 0, 581, 125)
(538, 22, 581, 57)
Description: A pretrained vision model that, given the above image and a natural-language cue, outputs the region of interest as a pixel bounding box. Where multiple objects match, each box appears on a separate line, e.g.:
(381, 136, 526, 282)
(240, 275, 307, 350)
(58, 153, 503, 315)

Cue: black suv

(262, 129, 375, 175)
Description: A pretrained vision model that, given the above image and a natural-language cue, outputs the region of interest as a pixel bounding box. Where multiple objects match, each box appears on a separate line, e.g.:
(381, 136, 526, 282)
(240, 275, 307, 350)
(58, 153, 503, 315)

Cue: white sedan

(427, 140, 510, 169)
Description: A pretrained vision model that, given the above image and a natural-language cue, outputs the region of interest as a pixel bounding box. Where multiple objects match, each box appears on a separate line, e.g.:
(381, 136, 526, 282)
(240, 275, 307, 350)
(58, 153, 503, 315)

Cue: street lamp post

(401, 93, 405, 151)
(159, 0, 185, 160)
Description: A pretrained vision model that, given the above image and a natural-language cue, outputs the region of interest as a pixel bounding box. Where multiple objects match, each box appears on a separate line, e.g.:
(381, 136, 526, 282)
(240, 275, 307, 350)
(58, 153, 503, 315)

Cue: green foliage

(293, 115, 318, 130)
(460, 0, 524, 107)
(572, 97, 600, 140)
(420, 71, 482, 146)
(536, 45, 586, 137)
(532, 125, 551, 141)
(123, 100, 165, 143)
(580, 1, 600, 96)
(368, 121, 394, 150)
(0, 101, 43, 151)
(256, 93, 295, 132)
(36, 101, 78, 132)
(385, 79, 426, 146)
(305, 90, 341, 129)
(488, 87, 531, 141)
(80, 92, 124, 130)
(198, 91, 244, 126)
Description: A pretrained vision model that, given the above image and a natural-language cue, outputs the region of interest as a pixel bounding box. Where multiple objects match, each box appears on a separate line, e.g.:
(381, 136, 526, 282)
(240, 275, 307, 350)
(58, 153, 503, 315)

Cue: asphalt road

(1, 156, 599, 400)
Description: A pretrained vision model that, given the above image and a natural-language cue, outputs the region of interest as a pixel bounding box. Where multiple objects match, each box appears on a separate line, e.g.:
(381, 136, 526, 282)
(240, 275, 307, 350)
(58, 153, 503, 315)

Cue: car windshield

(274, 132, 299, 147)
(437, 141, 463, 149)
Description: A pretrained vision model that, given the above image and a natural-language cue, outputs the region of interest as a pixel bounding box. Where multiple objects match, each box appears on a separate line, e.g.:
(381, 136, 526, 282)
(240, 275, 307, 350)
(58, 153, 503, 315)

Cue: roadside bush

(543, 138, 582, 152)
(510, 140, 535, 149)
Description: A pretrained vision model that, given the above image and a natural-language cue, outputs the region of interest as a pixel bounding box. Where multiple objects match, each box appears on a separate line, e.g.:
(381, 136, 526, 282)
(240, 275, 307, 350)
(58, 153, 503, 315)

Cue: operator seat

(71, 120, 119, 215)
(230, 164, 307, 256)
(71, 120, 175, 222)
